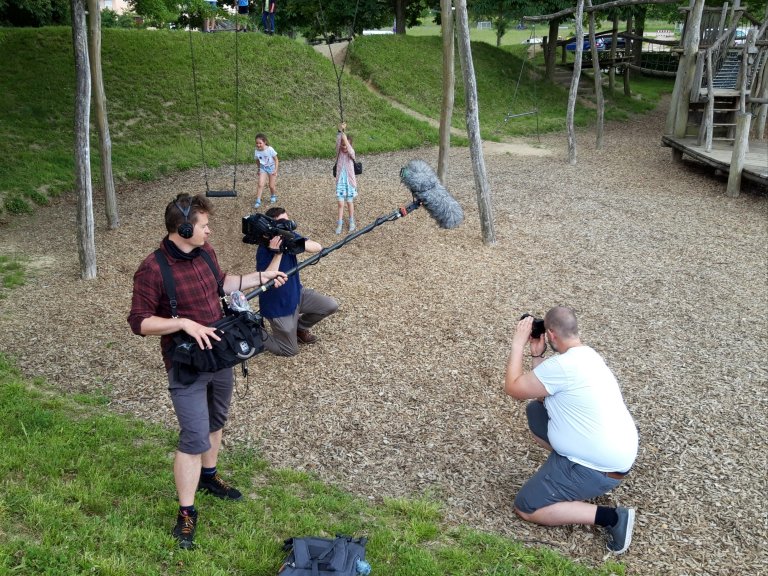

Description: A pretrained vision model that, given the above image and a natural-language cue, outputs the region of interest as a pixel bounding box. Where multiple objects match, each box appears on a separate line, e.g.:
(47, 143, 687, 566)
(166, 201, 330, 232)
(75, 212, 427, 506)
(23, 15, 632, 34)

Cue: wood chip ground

(1, 100, 766, 575)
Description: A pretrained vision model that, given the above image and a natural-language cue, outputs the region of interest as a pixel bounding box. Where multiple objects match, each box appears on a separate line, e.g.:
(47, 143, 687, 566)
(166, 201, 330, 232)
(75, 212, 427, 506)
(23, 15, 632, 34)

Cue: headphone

(174, 201, 194, 239)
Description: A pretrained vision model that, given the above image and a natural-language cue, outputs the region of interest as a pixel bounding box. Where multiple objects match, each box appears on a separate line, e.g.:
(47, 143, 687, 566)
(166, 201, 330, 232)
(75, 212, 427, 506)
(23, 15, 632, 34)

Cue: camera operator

(256, 206, 338, 356)
(504, 306, 639, 554)
(128, 193, 286, 550)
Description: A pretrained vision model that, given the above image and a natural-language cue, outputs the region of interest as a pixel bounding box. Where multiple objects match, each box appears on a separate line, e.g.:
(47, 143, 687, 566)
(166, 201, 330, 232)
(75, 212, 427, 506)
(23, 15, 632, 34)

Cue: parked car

(601, 36, 627, 50)
(734, 28, 749, 46)
(522, 37, 543, 44)
(565, 38, 606, 51)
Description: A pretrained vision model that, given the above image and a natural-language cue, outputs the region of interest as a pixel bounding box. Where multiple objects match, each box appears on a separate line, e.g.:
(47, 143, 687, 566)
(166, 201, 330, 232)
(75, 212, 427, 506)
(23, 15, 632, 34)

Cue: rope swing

(316, 0, 362, 123)
(499, 25, 541, 141)
(187, 24, 241, 198)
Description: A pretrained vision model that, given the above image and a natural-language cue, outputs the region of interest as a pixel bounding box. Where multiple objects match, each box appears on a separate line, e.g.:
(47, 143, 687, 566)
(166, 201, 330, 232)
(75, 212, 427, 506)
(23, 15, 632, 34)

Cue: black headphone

(175, 201, 194, 239)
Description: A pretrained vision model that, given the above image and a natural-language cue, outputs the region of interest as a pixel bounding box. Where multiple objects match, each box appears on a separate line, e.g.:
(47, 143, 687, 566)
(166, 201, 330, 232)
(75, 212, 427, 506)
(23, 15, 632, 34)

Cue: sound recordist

(127, 193, 286, 550)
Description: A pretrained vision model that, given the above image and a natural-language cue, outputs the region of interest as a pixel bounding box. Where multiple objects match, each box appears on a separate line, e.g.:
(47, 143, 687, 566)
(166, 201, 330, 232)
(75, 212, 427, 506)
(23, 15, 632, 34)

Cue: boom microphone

(244, 159, 464, 301)
(399, 160, 464, 229)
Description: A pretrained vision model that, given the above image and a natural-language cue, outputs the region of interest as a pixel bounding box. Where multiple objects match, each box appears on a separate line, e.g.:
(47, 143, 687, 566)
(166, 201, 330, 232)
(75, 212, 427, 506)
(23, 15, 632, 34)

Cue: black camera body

(242, 213, 306, 255)
(520, 313, 546, 339)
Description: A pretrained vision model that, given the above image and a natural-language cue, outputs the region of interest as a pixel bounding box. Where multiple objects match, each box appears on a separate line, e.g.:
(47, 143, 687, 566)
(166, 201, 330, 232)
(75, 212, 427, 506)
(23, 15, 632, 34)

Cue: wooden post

(666, 0, 705, 135)
(455, 0, 496, 244)
(587, 0, 604, 149)
(726, 112, 751, 197)
(437, 0, 455, 184)
(703, 49, 714, 150)
(673, 0, 706, 137)
(567, 0, 586, 165)
(71, 0, 97, 279)
(87, 0, 119, 230)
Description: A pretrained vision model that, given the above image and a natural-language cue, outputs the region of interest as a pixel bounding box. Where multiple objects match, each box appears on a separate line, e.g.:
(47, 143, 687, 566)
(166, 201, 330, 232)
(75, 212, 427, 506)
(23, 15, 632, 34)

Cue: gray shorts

(514, 401, 622, 514)
(168, 367, 234, 455)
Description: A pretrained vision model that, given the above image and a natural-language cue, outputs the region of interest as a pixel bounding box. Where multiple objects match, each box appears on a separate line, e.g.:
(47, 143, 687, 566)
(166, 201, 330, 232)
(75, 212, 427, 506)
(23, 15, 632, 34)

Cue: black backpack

(278, 535, 368, 576)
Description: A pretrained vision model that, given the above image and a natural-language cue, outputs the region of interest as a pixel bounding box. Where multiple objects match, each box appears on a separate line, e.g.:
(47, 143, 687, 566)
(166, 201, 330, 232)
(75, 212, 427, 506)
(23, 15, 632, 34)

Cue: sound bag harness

(153, 249, 264, 387)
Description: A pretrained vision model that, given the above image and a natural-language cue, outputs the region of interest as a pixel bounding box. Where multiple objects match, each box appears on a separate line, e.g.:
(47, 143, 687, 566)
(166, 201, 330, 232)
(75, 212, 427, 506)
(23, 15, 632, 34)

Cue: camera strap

(153, 249, 227, 319)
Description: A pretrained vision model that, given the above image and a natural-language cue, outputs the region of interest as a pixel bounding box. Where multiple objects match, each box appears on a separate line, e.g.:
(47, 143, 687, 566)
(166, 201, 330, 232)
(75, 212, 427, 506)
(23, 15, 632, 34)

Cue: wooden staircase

(689, 50, 744, 145)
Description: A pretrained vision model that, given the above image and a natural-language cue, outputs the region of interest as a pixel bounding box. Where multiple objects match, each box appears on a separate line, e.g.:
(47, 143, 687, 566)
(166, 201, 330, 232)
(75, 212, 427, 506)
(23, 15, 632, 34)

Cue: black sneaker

(172, 509, 198, 550)
(197, 472, 243, 500)
(605, 507, 635, 554)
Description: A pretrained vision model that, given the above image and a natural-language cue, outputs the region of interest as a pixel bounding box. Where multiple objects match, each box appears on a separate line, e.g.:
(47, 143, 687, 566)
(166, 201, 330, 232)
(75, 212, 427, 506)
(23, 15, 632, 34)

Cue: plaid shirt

(128, 240, 226, 369)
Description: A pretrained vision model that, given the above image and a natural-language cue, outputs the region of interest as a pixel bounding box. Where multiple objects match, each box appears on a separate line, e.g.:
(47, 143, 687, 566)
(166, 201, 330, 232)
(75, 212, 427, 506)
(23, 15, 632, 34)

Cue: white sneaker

(335, 220, 343, 235)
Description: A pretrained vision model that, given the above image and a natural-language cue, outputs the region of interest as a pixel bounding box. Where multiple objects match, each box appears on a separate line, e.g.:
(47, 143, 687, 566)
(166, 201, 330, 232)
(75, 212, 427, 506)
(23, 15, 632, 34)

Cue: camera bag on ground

(278, 535, 368, 576)
(154, 250, 264, 383)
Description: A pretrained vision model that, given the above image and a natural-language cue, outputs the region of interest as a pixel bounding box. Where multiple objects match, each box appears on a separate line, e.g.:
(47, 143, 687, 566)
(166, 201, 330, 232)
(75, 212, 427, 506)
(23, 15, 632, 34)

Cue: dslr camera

(520, 313, 546, 339)
(242, 213, 306, 255)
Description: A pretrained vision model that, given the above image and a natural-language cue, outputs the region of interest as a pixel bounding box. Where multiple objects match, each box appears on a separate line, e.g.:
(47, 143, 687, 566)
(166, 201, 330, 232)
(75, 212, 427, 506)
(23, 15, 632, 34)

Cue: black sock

(201, 466, 217, 479)
(595, 506, 618, 527)
(179, 504, 196, 516)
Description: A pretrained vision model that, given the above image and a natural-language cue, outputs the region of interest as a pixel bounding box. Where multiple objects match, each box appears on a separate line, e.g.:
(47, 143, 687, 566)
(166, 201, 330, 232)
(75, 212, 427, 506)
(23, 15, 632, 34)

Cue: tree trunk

(394, 0, 406, 34)
(666, 0, 705, 137)
(587, 0, 605, 149)
(623, 15, 633, 96)
(438, 0, 455, 184)
(455, 0, 496, 245)
(630, 6, 646, 80)
(545, 18, 560, 82)
(87, 0, 119, 229)
(567, 0, 586, 165)
(609, 14, 619, 92)
(71, 0, 97, 279)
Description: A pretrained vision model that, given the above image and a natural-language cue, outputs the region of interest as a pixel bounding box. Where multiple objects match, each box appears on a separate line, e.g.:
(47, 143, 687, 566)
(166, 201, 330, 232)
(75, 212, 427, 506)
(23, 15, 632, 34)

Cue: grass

(0, 26, 673, 216)
(0, 356, 626, 575)
(0, 255, 26, 299)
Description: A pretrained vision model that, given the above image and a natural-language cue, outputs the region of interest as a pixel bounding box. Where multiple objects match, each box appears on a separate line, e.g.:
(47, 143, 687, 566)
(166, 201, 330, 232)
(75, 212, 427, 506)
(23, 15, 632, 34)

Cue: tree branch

(523, 0, 680, 22)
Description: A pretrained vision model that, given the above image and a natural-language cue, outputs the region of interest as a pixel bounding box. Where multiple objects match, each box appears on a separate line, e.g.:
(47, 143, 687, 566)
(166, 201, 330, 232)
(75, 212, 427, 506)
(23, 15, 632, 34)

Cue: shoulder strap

(198, 249, 226, 299)
(154, 249, 227, 318)
(153, 250, 178, 318)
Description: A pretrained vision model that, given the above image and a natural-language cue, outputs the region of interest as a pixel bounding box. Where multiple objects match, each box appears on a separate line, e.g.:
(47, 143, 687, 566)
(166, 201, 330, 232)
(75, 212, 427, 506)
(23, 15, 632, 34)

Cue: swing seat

(206, 190, 238, 198)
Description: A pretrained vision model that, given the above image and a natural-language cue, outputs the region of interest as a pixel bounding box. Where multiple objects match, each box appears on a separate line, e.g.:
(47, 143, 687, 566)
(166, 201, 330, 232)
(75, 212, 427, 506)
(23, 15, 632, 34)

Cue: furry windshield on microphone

(400, 160, 464, 229)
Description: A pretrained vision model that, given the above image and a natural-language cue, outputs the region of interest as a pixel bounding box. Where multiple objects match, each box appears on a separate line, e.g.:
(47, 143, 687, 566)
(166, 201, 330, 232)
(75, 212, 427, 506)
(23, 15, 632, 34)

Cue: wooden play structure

(663, 0, 768, 195)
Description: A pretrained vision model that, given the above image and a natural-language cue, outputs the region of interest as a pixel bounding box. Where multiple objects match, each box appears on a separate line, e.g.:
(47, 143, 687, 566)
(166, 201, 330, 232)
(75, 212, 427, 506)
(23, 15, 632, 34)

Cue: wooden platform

(661, 135, 768, 187)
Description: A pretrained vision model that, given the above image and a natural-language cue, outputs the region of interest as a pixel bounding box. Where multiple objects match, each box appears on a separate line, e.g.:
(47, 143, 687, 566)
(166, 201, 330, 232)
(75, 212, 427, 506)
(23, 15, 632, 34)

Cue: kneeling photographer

(503, 307, 639, 554)
(254, 207, 338, 356)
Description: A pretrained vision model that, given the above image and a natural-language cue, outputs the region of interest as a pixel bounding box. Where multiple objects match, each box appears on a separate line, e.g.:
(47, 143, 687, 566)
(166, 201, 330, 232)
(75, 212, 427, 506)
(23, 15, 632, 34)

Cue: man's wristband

(531, 343, 548, 358)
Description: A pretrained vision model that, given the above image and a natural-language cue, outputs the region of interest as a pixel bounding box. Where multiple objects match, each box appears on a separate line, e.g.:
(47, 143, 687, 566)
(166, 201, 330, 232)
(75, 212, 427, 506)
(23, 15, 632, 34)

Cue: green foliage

(101, 8, 141, 29)
(128, 0, 178, 27)
(0, 0, 70, 27)
(0, 355, 626, 575)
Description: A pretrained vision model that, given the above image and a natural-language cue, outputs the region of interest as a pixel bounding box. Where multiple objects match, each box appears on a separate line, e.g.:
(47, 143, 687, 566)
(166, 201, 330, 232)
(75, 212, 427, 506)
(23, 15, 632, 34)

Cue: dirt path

(313, 40, 552, 158)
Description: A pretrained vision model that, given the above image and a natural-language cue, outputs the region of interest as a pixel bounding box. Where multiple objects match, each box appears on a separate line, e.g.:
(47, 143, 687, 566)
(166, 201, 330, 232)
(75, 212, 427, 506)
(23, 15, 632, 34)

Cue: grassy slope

(0, 28, 437, 213)
(0, 28, 671, 216)
(350, 35, 662, 139)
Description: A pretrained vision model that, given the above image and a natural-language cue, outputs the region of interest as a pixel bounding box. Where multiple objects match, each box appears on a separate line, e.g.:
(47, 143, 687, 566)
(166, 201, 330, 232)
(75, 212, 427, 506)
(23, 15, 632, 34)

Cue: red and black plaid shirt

(128, 240, 227, 369)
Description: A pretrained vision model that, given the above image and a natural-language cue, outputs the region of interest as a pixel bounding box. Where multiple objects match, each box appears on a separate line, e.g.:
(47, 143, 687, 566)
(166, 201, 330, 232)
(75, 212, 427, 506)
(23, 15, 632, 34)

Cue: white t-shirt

(254, 145, 278, 169)
(533, 345, 638, 472)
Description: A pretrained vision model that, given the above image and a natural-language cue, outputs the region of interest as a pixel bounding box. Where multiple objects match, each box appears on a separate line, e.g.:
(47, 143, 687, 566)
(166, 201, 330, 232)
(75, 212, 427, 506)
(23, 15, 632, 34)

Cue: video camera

(242, 213, 306, 255)
(520, 313, 546, 339)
